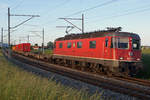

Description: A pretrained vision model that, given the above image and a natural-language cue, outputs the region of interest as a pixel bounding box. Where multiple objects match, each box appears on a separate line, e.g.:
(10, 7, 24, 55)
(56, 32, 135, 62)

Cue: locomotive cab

(109, 34, 142, 75)
(110, 36, 141, 61)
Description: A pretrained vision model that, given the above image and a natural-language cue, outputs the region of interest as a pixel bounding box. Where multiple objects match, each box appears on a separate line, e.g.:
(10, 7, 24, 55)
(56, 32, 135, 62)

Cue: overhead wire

(109, 7, 150, 19)
(64, 0, 119, 17)
(40, 0, 71, 26)
(41, 0, 119, 26)
(11, 0, 24, 10)
(42, 0, 70, 15)
(88, 5, 150, 24)
(86, 3, 150, 20)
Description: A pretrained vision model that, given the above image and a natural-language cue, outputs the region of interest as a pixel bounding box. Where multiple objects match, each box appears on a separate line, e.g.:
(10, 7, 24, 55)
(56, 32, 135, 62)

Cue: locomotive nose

(128, 52, 133, 56)
(127, 50, 141, 61)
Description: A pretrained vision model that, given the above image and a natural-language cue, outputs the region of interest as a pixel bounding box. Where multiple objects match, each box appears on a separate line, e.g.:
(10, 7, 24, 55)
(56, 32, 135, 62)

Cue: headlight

(137, 58, 140, 61)
(120, 57, 123, 60)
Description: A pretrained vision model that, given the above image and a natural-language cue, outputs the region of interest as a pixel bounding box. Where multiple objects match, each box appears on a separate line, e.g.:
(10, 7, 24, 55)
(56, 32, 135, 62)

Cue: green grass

(136, 48, 150, 79)
(31, 49, 53, 55)
(0, 50, 103, 100)
(44, 49, 53, 55)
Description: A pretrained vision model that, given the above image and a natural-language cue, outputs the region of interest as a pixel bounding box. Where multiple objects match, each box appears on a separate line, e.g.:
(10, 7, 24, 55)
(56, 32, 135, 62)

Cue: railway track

(3, 50, 150, 100)
(113, 76, 150, 87)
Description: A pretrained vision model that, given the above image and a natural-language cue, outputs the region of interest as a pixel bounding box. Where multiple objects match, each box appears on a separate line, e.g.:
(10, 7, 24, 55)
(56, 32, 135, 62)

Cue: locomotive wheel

(122, 67, 130, 76)
(92, 63, 99, 74)
(81, 62, 86, 71)
(70, 61, 75, 69)
(104, 67, 113, 77)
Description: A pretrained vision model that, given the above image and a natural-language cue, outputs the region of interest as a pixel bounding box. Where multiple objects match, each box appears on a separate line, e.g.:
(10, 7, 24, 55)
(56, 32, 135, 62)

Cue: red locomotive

(53, 28, 142, 76)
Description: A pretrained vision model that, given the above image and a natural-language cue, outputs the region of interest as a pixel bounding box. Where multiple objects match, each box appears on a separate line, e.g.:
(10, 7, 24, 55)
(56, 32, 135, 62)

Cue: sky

(0, 0, 150, 46)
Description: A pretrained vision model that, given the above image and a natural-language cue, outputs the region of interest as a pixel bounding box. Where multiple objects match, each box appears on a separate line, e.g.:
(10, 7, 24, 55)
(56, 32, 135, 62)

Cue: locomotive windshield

(111, 37, 129, 49)
(132, 39, 140, 50)
(118, 37, 129, 49)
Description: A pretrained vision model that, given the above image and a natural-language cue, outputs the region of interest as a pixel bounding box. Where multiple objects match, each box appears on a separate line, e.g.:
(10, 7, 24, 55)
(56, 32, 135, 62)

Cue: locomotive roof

(55, 31, 140, 41)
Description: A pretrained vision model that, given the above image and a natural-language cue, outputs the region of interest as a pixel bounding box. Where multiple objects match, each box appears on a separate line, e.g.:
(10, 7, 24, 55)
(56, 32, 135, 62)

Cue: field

(0, 50, 102, 100)
(136, 48, 150, 79)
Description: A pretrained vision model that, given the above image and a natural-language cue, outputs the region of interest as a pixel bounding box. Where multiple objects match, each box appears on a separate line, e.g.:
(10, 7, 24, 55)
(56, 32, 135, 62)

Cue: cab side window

(89, 41, 96, 48)
(105, 38, 108, 47)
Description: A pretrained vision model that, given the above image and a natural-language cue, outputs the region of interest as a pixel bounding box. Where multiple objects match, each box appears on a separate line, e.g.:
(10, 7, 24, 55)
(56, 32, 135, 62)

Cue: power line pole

(82, 14, 84, 33)
(8, 8, 10, 47)
(8, 8, 11, 57)
(19, 39, 21, 44)
(27, 35, 29, 43)
(14, 40, 16, 45)
(1, 28, 3, 48)
(42, 28, 44, 54)
(27, 34, 37, 43)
